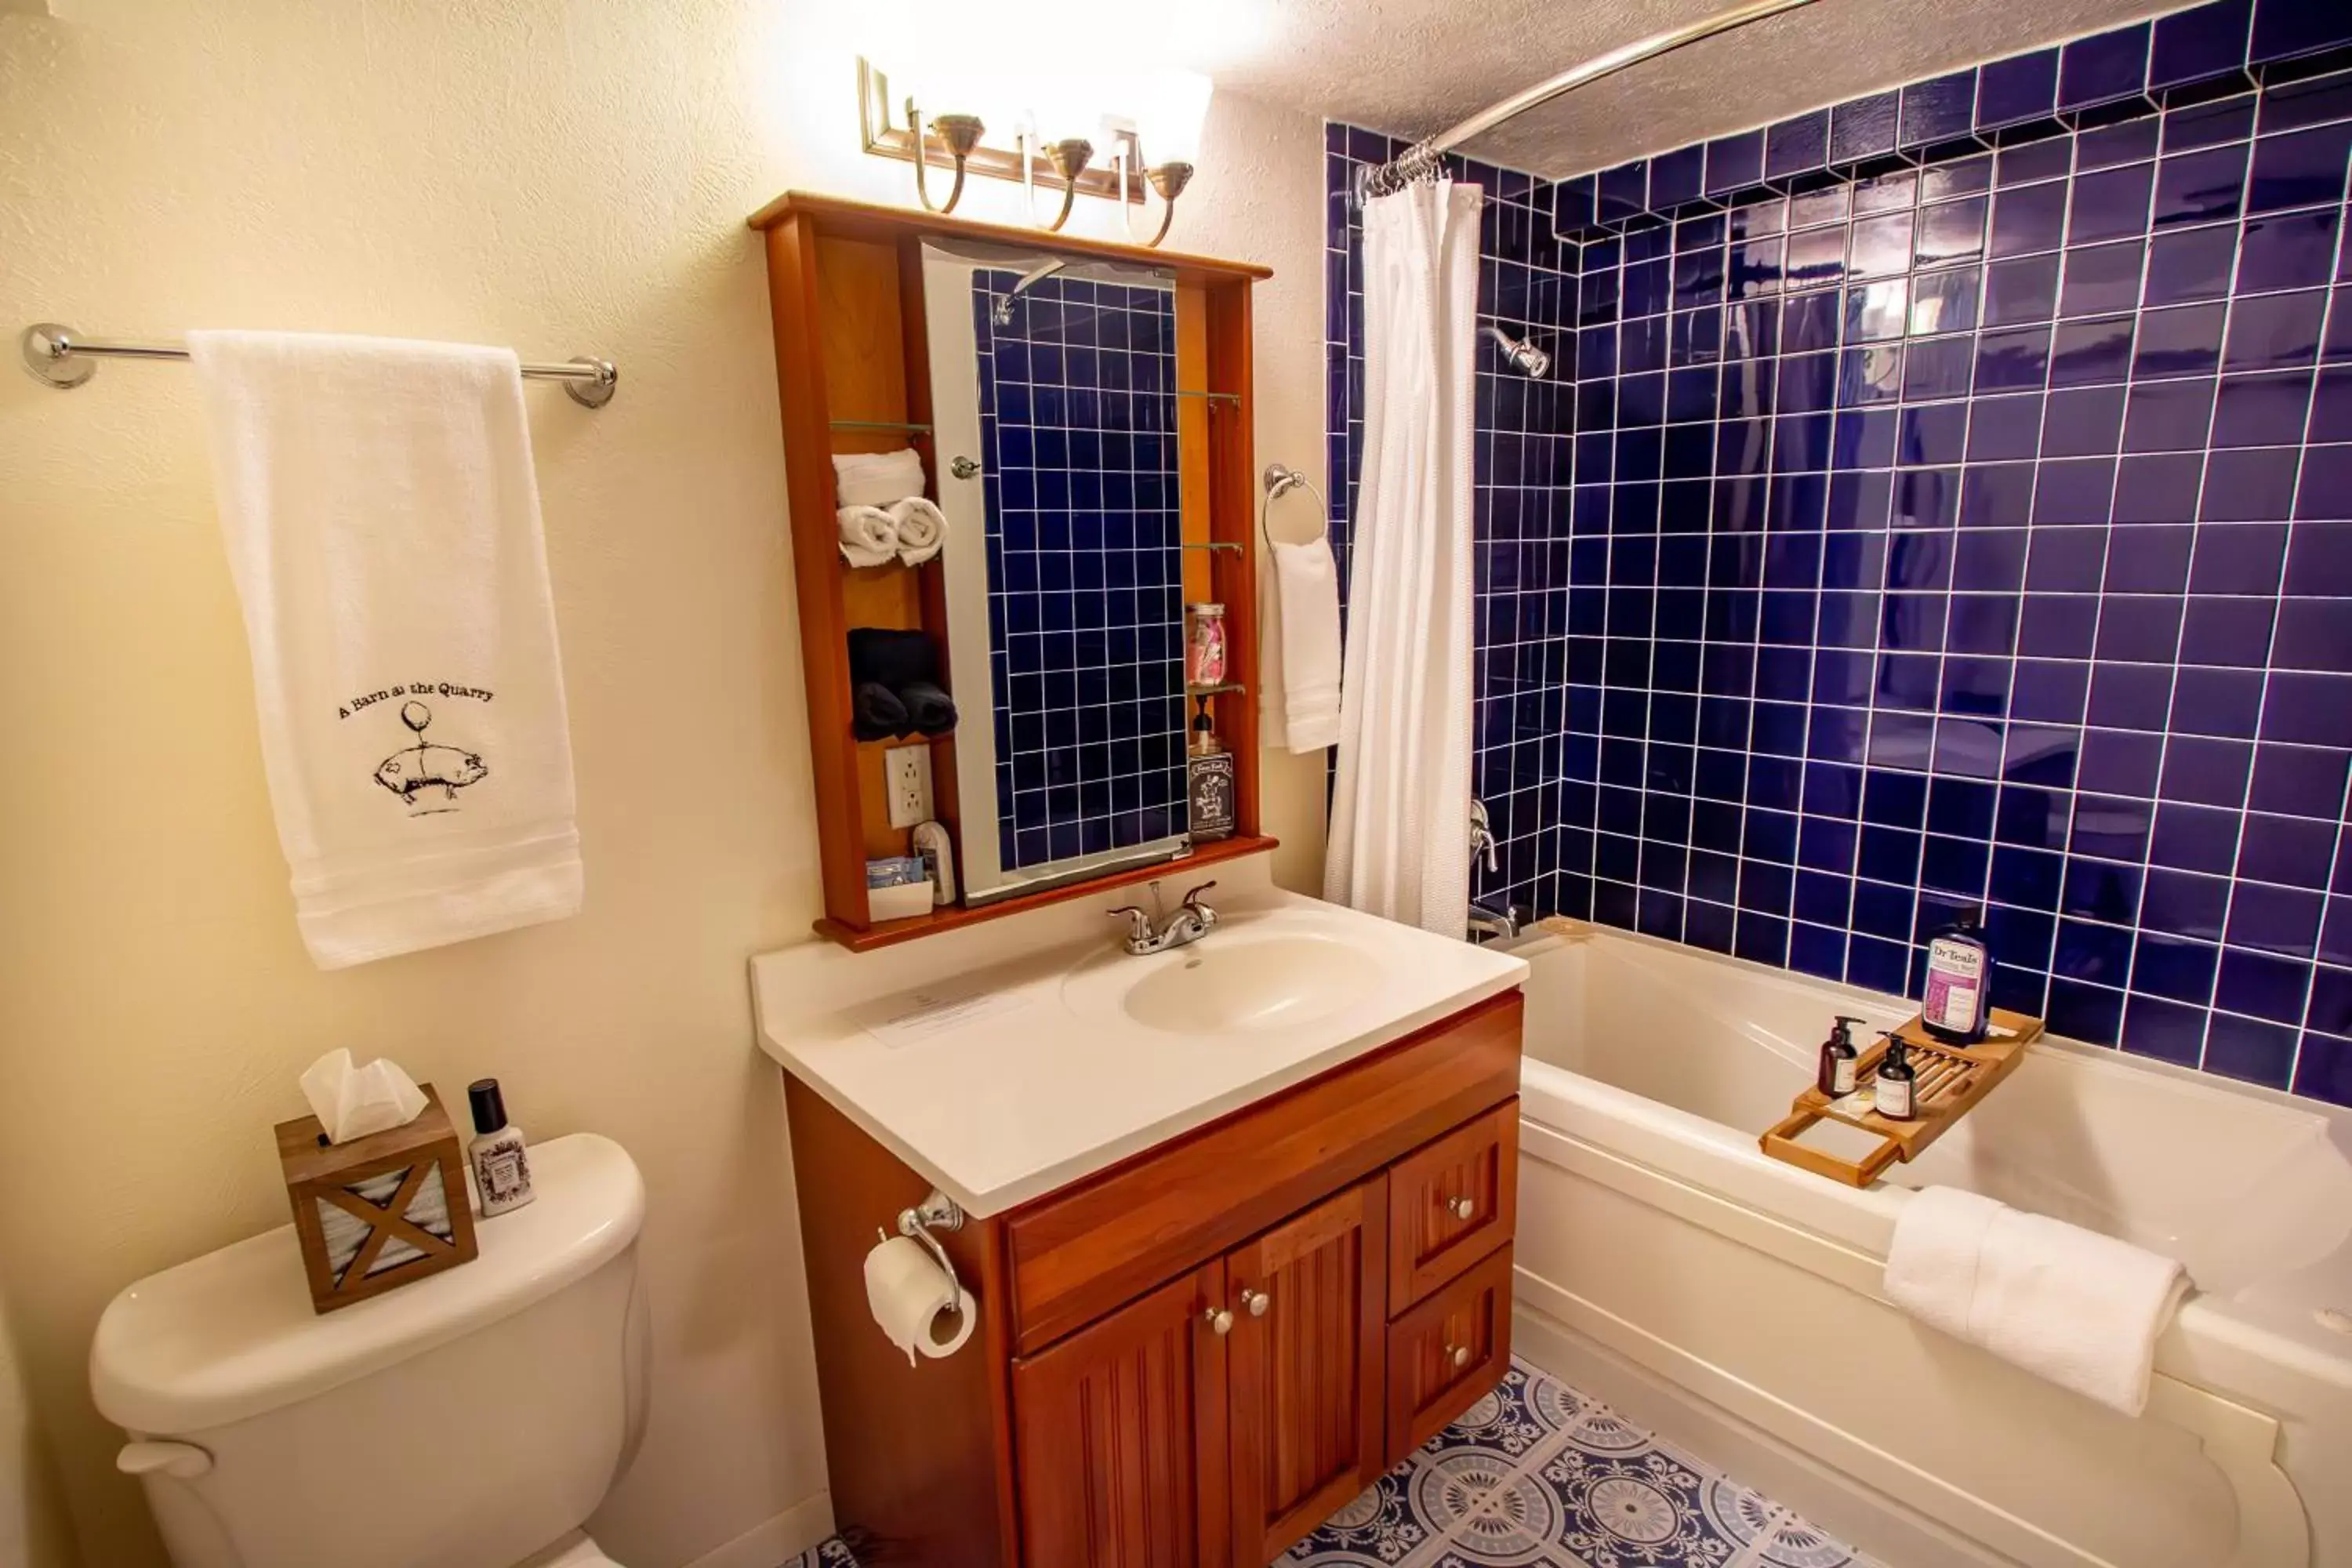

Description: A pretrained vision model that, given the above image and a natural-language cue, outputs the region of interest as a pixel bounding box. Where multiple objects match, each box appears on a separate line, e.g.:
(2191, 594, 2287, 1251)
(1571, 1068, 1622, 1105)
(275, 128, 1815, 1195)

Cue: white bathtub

(1502, 920, 2352, 1568)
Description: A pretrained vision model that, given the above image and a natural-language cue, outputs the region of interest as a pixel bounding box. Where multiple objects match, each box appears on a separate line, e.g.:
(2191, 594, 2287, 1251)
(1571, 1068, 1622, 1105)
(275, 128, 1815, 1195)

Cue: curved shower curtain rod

(1358, 0, 1824, 200)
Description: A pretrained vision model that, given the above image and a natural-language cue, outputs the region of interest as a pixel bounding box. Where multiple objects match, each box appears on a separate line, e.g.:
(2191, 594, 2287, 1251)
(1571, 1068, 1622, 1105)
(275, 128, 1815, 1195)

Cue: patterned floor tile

(793, 1359, 1878, 1568)
(1288, 1358, 1882, 1568)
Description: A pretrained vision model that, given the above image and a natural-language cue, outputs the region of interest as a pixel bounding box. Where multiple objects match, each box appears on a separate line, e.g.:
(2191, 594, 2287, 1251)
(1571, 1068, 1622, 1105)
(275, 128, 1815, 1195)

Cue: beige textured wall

(0, 3, 1327, 1565)
(0, 1276, 74, 1568)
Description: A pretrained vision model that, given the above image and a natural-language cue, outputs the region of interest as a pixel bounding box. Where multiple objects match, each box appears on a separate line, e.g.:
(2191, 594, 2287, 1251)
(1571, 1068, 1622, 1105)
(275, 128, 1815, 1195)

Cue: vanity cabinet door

(1385, 1242, 1513, 1468)
(1011, 1259, 1231, 1568)
(1223, 1176, 1389, 1566)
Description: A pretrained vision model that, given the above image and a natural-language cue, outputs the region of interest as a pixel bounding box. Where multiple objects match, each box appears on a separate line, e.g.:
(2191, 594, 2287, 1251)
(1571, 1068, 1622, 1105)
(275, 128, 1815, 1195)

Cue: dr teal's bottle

(1921, 908, 1991, 1044)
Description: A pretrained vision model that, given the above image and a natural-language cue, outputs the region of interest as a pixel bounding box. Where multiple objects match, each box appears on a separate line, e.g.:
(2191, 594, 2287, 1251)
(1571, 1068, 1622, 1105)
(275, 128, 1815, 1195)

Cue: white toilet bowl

(92, 1134, 648, 1568)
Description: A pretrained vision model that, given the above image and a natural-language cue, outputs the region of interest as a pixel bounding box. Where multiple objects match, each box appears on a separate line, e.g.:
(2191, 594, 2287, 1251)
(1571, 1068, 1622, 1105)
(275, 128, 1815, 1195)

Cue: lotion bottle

(466, 1078, 535, 1218)
(1873, 1034, 1917, 1121)
(1817, 1014, 1865, 1097)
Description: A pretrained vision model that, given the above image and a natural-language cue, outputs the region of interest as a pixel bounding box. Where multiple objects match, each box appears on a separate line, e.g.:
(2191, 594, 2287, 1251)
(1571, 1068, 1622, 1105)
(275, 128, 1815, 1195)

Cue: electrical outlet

(885, 745, 933, 829)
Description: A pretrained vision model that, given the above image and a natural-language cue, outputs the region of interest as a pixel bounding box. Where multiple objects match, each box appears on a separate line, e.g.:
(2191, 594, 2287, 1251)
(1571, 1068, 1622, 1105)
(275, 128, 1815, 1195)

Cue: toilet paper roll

(863, 1234, 976, 1366)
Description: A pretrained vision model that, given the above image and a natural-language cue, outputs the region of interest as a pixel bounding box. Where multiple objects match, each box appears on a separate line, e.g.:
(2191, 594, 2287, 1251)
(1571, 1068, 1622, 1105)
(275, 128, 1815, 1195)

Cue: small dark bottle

(1921, 908, 1992, 1045)
(1873, 1034, 1918, 1120)
(1817, 1014, 1865, 1097)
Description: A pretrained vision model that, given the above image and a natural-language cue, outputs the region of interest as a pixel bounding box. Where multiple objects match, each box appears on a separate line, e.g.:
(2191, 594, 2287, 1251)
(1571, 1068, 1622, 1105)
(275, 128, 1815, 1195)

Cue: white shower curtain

(1323, 177, 1483, 937)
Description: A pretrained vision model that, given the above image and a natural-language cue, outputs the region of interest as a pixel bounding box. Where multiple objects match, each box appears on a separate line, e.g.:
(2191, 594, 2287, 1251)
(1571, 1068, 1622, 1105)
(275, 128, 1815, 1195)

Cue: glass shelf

(831, 419, 932, 434)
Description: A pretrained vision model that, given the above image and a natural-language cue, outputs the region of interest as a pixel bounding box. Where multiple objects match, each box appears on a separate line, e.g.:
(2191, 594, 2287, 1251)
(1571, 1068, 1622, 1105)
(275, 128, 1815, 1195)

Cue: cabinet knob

(1445, 1343, 1472, 1369)
(1203, 1307, 1234, 1336)
(1241, 1288, 1271, 1318)
(1447, 1196, 1475, 1220)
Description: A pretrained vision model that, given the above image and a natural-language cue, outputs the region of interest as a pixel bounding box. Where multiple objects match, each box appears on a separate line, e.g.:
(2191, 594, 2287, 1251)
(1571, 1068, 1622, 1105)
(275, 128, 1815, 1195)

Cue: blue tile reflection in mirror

(971, 269, 1189, 877)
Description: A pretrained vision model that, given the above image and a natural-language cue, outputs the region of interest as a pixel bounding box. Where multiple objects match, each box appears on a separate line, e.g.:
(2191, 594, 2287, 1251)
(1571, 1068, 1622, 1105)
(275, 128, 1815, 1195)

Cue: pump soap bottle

(1817, 1015, 1865, 1097)
(466, 1078, 535, 1218)
(1873, 1033, 1918, 1120)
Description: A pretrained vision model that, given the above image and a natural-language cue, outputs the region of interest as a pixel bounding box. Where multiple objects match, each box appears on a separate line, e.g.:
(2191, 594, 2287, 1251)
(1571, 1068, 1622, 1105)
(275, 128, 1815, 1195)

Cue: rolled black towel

(852, 681, 909, 742)
(900, 681, 958, 737)
(848, 627, 940, 690)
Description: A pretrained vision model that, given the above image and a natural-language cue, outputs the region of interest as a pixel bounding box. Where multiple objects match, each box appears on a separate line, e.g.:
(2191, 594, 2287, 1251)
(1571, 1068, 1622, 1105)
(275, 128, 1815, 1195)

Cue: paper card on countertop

(858, 984, 1035, 1047)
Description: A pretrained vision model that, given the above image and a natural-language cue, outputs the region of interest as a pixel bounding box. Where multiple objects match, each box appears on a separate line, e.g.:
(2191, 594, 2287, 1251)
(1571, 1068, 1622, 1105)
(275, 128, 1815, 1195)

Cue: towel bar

(20, 323, 620, 408)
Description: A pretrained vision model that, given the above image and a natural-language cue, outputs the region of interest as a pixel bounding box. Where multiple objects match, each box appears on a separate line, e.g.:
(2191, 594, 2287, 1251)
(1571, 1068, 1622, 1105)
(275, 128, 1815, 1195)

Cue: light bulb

(1135, 67, 1211, 168)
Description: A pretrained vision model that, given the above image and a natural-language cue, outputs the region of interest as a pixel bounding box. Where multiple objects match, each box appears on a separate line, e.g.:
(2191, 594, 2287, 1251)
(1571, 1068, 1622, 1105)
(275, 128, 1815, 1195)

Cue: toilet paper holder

(895, 1189, 967, 1316)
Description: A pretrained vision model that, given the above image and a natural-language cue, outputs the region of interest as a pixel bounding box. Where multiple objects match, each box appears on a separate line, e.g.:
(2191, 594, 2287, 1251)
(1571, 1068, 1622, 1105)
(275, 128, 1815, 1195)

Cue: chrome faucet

(1107, 880, 1220, 956)
(1468, 798, 1501, 874)
(1468, 900, 1524, 942)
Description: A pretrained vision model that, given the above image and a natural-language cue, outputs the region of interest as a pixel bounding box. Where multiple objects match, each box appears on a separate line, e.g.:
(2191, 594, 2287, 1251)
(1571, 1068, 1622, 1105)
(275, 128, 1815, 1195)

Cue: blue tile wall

(974, 271, 1189, 872)
(1325, 0, 2352, 1107)
(1326, 127, 1577, 918)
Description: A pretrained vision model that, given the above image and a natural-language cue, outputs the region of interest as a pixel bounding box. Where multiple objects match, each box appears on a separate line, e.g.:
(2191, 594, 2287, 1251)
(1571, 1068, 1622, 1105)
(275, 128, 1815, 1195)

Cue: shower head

(990, 260, 1068, 327)
(1483, 325, 1552, 379)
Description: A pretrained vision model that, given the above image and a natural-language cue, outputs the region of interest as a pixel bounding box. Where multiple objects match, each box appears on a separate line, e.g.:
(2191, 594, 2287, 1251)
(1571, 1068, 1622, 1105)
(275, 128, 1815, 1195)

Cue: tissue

(299, 1048, 427, 1144)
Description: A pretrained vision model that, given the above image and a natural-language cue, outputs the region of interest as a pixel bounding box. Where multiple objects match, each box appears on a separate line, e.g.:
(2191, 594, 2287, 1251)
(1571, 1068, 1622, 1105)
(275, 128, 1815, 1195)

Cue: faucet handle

(1105, 905, 1154, 942)
(1178, 880, 1218, 910)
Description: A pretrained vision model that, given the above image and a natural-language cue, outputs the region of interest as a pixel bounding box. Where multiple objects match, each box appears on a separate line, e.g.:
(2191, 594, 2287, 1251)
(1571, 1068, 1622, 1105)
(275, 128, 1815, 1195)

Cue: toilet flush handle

(118, 1441, 212, 1479)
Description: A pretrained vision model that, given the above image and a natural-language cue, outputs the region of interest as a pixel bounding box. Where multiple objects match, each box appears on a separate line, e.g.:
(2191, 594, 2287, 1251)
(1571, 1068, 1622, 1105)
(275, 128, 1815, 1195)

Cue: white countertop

(750, 867, 1526, 1218)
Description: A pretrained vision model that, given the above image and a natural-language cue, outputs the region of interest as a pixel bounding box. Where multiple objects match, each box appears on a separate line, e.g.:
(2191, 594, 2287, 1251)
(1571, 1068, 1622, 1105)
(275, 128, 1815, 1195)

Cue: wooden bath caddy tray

(1759, 1010, 2045, 1188)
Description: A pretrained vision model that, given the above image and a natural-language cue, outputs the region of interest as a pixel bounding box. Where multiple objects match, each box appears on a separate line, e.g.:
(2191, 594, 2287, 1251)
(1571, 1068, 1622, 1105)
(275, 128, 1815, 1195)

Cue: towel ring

(1260, 462, 1329, 553)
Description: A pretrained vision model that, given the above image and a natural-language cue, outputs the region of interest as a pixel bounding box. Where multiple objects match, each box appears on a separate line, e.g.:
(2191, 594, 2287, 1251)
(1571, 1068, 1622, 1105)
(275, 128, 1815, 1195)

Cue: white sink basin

(1116, 933, 1383, 1034)
(1059, 913, 1392, 1036)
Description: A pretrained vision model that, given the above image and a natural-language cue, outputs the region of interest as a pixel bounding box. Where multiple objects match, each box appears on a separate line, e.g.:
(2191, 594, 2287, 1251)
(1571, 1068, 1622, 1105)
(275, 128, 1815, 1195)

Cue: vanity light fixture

(907, 103, 986, 215)
(1020, 132, 1095, 232)
(1106, 130, 1196, 248)
(855, 56, 1207, 241)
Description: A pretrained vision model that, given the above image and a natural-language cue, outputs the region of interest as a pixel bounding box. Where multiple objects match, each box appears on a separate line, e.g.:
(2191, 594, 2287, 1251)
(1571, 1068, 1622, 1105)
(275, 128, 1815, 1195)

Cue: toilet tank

(92, 1134, 648, 1568)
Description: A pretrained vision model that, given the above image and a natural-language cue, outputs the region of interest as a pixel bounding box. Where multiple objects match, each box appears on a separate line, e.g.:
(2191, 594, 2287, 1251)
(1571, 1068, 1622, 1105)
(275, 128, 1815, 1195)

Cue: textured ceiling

(1203, 0, 2182, 178)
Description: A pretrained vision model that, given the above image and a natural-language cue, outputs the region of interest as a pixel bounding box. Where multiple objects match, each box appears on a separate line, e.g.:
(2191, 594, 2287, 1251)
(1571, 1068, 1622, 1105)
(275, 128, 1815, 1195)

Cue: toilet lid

(92, 1134, 643, 1436)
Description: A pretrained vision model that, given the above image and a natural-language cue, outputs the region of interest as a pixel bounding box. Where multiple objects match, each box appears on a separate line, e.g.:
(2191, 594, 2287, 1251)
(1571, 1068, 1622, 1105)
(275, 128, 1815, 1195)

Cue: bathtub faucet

(1468, 899, 1524, 942)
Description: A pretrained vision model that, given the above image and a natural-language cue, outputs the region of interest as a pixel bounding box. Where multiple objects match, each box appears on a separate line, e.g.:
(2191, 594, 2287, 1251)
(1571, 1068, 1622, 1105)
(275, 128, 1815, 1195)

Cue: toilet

(90, 1134, 648, 1568)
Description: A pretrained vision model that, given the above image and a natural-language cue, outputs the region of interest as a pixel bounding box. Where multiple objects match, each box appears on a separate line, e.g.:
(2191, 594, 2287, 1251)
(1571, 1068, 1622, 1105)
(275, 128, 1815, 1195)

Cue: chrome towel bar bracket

(20, 322, 621, 408)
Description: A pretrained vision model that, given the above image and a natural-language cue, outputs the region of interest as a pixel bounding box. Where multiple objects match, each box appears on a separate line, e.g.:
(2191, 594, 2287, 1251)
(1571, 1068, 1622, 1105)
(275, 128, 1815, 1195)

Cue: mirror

(923, 241, 1202, 905)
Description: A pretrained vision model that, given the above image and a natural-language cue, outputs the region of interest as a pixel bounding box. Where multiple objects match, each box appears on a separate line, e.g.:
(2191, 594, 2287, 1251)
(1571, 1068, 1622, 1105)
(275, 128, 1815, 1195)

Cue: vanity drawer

(1387, 1098, 1517, 1312)
(1005, 990, 1523, 1356)
(1385, 1242, 1514, 1467)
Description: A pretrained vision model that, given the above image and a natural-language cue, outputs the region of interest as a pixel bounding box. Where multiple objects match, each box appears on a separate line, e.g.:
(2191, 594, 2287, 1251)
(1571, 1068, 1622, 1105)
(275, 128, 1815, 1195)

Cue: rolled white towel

(890, 496, 948, 565)
(833, 448, 926, 509)
(1885, 1185, 2188, 1415)
(837, 505, 899, 568)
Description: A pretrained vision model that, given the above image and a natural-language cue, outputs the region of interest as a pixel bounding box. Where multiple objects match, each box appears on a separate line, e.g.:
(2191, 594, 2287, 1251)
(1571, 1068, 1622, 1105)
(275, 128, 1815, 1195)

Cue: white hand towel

(832, 448, 926, 509)
(838, 505, 900, 567)
(188, 331, 583, 969)
(1261, 538, 1343, 752)
(889, 496, 947, 565)
(1885, 1185, 2188, 1415)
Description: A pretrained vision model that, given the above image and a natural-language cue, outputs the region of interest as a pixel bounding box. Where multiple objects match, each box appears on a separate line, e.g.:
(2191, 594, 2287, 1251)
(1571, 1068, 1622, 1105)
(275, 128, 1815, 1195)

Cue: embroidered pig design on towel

(376, 701, 488, 812)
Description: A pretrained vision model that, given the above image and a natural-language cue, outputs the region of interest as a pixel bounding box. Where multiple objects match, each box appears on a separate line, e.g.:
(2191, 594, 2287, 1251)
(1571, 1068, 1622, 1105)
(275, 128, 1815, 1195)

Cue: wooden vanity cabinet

(784, 990, 1523, 1568)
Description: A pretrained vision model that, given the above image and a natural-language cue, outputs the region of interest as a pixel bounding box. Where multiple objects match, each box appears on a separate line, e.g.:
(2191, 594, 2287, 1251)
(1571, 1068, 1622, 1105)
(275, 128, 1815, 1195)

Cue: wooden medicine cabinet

(749, 193, 1276, 949)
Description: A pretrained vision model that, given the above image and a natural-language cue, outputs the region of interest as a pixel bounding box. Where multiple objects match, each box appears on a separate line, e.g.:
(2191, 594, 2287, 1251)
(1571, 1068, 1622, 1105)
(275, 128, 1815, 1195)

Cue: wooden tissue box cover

(275, 1083, 478, 1315)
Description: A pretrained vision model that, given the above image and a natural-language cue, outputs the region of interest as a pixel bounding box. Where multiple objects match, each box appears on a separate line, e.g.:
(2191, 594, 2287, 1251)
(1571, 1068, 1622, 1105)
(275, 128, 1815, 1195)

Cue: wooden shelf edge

(746, 191, 1275, 283)
(814, 834, 1281, 953)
